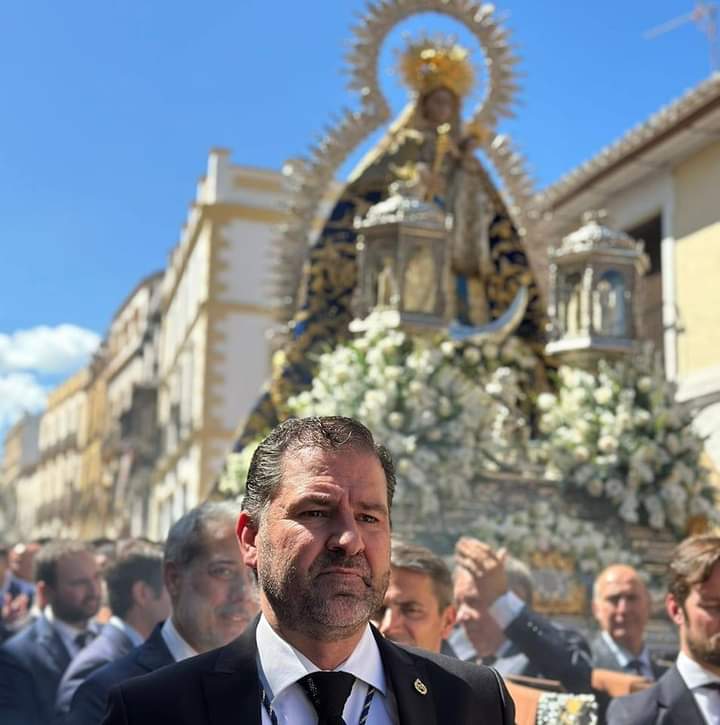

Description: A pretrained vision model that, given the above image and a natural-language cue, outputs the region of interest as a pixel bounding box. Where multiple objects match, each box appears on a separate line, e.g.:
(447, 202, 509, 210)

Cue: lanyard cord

(261, 683, 376, 725)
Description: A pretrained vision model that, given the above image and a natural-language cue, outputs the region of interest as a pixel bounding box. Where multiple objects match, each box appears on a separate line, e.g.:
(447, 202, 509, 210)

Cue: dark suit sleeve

(505, 608, 593, 692)
(67, 674, 113, 725)
(100, 687, 128, 725)
(606, 690, 658, 725)
(489, 665, 516, 725)
(0, 649, 43, 725)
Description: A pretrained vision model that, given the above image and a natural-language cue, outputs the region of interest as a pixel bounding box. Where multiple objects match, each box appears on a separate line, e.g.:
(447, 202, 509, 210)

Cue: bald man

(591, 564, 667, 680)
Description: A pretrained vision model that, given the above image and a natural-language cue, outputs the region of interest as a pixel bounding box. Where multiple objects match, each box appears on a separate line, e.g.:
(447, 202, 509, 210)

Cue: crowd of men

(0, 415, 718, 724)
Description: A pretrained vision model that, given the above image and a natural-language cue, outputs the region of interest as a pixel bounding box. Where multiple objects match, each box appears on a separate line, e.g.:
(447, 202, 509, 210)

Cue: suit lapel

(374, 629, 436, 725)
(657, 666, 706, 725)
(36, 614, 71, 673)
(135, 624, 174, 672)
(201, 620, 262, 725)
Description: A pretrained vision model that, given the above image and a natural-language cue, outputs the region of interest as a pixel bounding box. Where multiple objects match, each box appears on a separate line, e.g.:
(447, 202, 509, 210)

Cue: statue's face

(422, 87, 457, 125)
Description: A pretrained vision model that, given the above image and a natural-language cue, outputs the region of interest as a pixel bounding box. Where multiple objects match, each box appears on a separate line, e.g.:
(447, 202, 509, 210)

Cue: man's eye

(210, 567, 235, 579)
(358, 514, 379, 523)
(302, 510, 327, 518)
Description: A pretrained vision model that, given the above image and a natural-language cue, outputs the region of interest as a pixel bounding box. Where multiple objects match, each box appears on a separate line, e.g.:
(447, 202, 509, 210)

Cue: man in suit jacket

(608, 534, 720, 725)
(591, 564, 667, 681)
(452, 538, 593, 693)
(69, 501, 258, 725)
(0, 541, 102, 725)
(102, 416, 515, 724)
(55, 541, 170, 717)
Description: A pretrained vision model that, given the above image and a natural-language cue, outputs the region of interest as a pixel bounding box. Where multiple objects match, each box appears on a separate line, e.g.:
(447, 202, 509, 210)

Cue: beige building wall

(673, 140, 720, 377)
(150, 150, 287, 539)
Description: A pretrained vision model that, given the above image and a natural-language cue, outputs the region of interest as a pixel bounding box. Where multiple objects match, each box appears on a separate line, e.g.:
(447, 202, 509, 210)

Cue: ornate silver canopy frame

(270, 0, 537, 324)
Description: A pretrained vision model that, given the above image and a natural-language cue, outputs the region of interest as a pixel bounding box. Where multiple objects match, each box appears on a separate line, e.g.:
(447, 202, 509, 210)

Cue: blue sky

(0, 0, 715, 433)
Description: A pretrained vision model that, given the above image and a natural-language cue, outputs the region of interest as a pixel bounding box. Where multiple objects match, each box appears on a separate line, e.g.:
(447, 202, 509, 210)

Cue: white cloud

(0, 372, 48, 430)
(0, 324, 100, 375)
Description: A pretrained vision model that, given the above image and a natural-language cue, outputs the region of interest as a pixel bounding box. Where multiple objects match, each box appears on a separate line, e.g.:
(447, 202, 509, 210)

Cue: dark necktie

(74, 630, 95, 649)
(625, 659, 644, 676)
(299, 671, 355, 725)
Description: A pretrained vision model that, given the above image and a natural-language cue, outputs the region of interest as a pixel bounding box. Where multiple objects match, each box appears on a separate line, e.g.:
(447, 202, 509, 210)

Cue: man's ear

(237, 512, 259, 569)
(131, 579, 150, 608)
(440, 604, 457, 640)
(666, 592, 684, 626)
(163, 562, 181, 599)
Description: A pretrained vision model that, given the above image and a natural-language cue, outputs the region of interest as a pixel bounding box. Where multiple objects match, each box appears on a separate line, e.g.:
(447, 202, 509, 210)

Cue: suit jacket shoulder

(102, 621, 514, 725)
(67, 624, 173, 725)
(0, 614, 71, 725)
(56, 623, 134, 715)
(607, 664, 706, 725)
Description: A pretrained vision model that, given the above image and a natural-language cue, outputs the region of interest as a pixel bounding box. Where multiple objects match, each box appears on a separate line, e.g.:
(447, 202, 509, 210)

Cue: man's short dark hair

(164, 501, 241, 568)
(105, 541, 164, 619)
(391, 540, 453, 611)
(33, 540, 92, 587)
(669, 534, 720, 608)
(505, 556, 534, 606)
(243, 416, 396, 526)
(0, 545, 8, 561)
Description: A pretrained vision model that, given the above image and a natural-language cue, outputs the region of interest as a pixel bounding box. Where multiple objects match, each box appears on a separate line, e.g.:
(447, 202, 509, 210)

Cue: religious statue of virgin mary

(234, 35, 546, 449)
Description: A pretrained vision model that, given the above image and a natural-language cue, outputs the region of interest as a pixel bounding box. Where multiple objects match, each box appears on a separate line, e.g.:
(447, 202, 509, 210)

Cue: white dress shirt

(160, 617, 198, 662)
(256, 615, 397, 724)
(44, 605, 101, 658)
(676, 650, 720, 725)
(108, 615, 144, 647)
(600, 630, 655, 680)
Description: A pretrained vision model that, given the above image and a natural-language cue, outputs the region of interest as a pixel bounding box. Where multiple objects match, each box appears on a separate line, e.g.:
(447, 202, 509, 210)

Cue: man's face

(669, 561, 720, 671)
(453, 566, 504, 657)
(47, 551, 102, 625)
(592, 566, 650, 652)
(10, 543, 38, 581)
(167, 525, 258, 653)
(376, 566, 455, 653)
(241, 446, 391, 642)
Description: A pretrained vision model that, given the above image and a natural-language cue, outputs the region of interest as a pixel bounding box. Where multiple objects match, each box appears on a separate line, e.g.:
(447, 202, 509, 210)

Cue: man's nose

(379, 607, 399, 636)
(327, 510, 364, 556)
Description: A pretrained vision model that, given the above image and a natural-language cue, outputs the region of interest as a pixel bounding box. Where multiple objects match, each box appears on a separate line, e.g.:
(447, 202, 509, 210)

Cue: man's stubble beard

(258, 538, 389, 642)
(687, 629, 720, 668)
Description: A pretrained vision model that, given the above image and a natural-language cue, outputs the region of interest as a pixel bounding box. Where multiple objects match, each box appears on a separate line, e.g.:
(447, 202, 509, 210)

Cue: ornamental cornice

(535, 72, 720, 211)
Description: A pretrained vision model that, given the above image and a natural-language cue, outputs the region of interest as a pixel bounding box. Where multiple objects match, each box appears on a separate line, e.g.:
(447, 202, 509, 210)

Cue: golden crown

(399, 37, 475, 98)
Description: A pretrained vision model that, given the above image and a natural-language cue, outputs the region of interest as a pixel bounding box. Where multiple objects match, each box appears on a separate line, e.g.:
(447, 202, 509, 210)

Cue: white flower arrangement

(287, 310, 537, 514)
(216, 439, 262, 496)
(535, 348, 717, 533)
(469, 501, 640, 576)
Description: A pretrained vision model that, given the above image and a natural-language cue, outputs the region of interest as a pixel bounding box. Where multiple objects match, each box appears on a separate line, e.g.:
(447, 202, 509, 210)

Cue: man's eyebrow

(356, 500, 389, 517)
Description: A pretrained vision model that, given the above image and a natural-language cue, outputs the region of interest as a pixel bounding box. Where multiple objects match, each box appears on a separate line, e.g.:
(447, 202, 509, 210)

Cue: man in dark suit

(68, 501, 258, 725)
(608, 534, 720, 725)
(452, 538, 593, 693)
(55, 541, 170, 717)
(591, 564, 667, 680)
(0, 540, 102, 725)
(102, 416, 515, 724)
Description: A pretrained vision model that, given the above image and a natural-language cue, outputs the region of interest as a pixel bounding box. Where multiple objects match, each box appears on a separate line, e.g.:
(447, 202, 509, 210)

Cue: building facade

(533, 74, 720, 470)
(149, 149, 287, 539)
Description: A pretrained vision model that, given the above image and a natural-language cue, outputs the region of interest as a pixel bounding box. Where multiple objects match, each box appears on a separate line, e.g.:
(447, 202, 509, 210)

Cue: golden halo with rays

(398, 35, 475, 98)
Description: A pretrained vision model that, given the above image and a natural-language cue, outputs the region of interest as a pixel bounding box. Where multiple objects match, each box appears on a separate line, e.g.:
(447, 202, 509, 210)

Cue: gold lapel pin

(414, 678, 428, 695)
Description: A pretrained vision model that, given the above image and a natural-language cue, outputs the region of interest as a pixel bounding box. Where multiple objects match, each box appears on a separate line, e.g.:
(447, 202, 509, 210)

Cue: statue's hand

(455, 537, 509, 607)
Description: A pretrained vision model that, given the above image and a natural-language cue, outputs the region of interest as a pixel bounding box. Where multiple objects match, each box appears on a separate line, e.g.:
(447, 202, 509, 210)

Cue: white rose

(594, 387, 613, 405)
(440, 341, 456, 357)
(588, 479, 604, 496)
(537, 393, 557, 412)
(463, 347, 481, 364)
(438, 397, 453, 417)
(388, 412, 404, 430)
(484, 342, 499, 359)
(574, 445, 591, 463)
(598, 435, 619, 454)
(486, 382, 503, 396)
(637, 376, 653, 393)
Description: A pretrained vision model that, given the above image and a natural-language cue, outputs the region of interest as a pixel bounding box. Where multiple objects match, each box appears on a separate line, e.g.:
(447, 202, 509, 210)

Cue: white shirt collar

(161, 617, 199, 662)
(677, 650, 720, 689)
(44, 605, 100, 657)
(601, 630, 652, 669)
(108, 615, 144, 647)
(256, 614, 388, 702)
